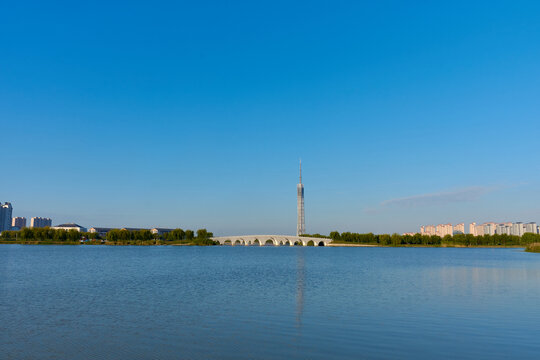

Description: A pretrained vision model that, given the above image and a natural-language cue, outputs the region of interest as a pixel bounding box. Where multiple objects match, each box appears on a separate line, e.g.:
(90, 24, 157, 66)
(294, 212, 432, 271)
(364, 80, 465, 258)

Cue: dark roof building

(89, 227, 115, 236)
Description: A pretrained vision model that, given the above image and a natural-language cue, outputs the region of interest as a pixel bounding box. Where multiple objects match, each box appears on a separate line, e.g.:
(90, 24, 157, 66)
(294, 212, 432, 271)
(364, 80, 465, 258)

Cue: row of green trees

(329, 231, 540, 247)
(0, 227, 99, 243)
(0, 227, 217, 246)
(299, 233, 330, 239)
(105, 228, 215, 245)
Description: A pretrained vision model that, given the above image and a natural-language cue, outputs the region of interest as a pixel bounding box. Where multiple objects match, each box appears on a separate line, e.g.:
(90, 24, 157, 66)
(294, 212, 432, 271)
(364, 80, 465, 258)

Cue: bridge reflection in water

(211, 235, 331, 246)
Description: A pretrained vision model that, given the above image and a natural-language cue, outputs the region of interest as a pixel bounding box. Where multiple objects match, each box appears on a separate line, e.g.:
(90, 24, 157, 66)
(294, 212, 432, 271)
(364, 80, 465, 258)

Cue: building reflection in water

(434, 266, 540, 298)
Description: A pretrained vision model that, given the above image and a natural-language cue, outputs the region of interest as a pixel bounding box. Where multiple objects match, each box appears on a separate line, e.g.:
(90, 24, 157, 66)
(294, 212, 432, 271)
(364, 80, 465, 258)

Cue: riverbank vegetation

(299, 233, 330, 239)
(525, 243, 540, 253)
(0, 227, 217, 246)
(329, 231, 540, 247)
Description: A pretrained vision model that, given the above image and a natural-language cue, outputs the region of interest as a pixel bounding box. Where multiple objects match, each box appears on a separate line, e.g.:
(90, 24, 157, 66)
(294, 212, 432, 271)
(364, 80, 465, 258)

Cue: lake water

(1, 245, 540, 359)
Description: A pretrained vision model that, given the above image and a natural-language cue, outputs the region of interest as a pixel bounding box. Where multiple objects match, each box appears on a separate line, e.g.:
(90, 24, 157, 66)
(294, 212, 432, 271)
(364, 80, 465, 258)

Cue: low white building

(151, 228, 175, 235)
(88, 227, 115, 237)
(51, 223, 87, 232)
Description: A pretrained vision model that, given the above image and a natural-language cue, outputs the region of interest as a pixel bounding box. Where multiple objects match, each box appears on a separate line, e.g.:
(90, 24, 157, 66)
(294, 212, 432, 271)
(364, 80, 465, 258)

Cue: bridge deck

(211, 235, 332, 246)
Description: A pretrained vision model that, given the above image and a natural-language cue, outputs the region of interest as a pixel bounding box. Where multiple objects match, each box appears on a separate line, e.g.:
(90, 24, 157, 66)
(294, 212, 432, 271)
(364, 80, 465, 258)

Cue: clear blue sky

(2, 1, 540, 235)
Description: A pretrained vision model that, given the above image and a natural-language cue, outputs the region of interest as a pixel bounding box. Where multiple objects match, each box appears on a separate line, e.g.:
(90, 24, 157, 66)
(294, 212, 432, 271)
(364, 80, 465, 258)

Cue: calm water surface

(1, 245, 540, 359)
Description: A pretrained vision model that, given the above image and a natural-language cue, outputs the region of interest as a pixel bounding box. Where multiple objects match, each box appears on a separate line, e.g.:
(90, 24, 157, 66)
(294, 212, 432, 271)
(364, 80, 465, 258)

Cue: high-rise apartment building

(420, 225, 436, 236)
(422, 221, 537, 237)
(496, 223, 511, 235)
(0, 202, 13, 232)
(436, 224, 453, 237)
(468, 221, 535, 236)
(525, 222, 538, 234)
(296, 160, 305, 236)
(30, 217, 52, 228)
(453, 223, 465, 235)
(11, 217, 26, 229)
(475, 224, 485, 236)
(511, 222, 524, 237)
(483, 222, 497, 235)
(469, 222, 477, 236)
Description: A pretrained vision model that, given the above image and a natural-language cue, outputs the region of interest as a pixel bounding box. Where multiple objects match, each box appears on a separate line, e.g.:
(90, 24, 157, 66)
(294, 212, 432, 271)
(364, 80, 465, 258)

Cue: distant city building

(12, 217, 26, 229)
(31, 217, 52, 228)
(469, 222, 477, 236)
(453, 223, 465, 235)
(88, 227, 115, 237)
(525, 222, 538, 234)
(0, 202, 13, 232)
(426, 221, 538, 237)
(496, 223, 511, 236)
(51, 223, 87, 232)
(484, 222, 497, 236)
(420, 225, 436, 236)
(402, 232, 416, 236)
(475, 224, 485, 236)
(511, 222, 525, 237)
(151, 228, 174, 235)
(436, 224, 453, 237)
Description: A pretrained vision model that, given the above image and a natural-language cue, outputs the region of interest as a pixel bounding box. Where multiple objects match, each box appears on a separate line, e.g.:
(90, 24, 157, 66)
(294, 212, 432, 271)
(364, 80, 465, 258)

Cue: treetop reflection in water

(1, 245, 540, 360)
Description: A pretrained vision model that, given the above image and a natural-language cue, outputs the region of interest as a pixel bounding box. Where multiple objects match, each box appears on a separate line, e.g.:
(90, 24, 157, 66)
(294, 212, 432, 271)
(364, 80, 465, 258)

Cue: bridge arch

(212, 235, 332, 247)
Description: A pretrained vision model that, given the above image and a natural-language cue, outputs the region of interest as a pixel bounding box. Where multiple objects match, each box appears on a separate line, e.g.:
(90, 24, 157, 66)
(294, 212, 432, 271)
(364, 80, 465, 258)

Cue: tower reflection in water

(296, 248, 305, 330)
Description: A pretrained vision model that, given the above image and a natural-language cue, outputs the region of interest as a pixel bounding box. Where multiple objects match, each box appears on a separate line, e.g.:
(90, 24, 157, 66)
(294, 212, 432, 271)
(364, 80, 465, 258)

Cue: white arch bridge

(211, 235, 332, 246)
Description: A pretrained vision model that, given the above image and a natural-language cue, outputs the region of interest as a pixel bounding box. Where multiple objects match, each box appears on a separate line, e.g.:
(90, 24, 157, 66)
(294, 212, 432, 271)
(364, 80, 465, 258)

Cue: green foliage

(103, 227, 216, 245)
(329, 231, 341, 241)
(0, 227, 87, 244)
(196, 229, 213, 239)
(300, 233, 330, 239)
(0, 226, 217, 246)
(328, 231, 540, 247)
(166, 228, 185, 241)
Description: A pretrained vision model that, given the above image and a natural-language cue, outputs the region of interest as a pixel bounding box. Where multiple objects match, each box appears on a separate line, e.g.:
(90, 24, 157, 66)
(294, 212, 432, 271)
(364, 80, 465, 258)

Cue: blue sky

(2, 1, 540, 235)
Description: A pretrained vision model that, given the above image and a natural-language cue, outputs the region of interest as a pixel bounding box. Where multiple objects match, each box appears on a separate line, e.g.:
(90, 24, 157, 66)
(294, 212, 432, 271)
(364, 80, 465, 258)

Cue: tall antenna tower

(297, 160, 305, 236)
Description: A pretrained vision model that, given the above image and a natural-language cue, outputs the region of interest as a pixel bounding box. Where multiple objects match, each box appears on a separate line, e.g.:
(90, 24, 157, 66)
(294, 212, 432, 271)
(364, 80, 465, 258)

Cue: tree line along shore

(303, 231, 540, 247)
(2, 228, 540, 248)
(0, 227, 217, 246)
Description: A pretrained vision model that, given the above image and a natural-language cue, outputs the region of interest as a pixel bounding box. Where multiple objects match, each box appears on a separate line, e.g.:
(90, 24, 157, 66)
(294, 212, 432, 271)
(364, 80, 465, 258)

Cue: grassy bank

(525, 243, 540, 253)
(0, 239, 218, 246)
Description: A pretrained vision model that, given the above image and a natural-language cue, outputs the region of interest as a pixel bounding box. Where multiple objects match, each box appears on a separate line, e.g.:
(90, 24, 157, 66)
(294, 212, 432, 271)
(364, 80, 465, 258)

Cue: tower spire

(299, 159, 302, 184)
(297, 159, 305, 236)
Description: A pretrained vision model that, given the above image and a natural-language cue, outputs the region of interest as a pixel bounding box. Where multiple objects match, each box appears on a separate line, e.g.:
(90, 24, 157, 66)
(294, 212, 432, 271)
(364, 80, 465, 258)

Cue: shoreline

(0, 242, 527, 249)
(326, 243, 377, 247)
(328, 243, 525, 248)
